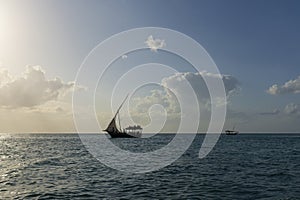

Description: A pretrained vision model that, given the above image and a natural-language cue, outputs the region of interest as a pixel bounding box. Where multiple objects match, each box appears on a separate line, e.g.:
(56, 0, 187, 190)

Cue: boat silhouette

(104, 95, 142, 138)
(225, 126, 239, 135)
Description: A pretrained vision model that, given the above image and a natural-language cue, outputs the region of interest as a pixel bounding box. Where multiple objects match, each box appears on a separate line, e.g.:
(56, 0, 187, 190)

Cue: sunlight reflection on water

(0, 133, 299, 199)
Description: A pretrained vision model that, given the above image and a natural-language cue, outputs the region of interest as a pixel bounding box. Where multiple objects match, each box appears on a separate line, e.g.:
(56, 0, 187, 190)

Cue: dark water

(0, 133, 299, 199)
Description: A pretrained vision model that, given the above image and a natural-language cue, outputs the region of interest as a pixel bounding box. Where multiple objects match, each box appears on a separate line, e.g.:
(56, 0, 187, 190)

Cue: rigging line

(118, 112, 121, 131)
(113, 93, 129, 119)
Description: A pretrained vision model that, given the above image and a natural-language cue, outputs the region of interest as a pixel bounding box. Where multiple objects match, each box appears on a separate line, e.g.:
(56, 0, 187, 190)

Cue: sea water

(0, 133, 299, 199)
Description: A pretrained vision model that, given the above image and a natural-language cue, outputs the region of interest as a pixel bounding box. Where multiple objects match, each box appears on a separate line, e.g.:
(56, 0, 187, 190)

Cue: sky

(0, 0, 299, 133)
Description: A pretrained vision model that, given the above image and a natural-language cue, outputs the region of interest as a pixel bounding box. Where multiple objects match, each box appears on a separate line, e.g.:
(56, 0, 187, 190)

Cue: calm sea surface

(0, 133, 299, 199)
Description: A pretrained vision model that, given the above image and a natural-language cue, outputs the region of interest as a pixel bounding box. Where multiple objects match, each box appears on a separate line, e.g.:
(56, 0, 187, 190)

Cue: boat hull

(225, 133, 238, 135)
(107, 131, 141, 138)
(225, 131, 239, 135)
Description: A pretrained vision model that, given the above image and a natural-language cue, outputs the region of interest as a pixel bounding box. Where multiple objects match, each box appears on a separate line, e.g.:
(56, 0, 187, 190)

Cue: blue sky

(0, 0, 299, 132)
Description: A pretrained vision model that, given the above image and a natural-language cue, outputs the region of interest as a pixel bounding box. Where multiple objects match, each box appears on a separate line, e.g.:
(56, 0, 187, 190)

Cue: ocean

(0, 133, 299, 199)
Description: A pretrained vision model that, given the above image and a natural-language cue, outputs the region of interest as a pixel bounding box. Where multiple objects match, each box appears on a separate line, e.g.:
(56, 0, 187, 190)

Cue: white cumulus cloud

(0, 66, 75, 108)
(267, 76, 300, 95)
(128, 71, 239, 132)
(131, 89, 179, 114)
(131, 71, 239, 115)
(145, 35, 166, 52)
(161, 71, 240, 100)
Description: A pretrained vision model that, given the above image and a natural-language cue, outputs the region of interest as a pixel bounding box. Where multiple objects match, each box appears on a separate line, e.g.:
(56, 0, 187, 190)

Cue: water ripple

(0, 133, 299, 199)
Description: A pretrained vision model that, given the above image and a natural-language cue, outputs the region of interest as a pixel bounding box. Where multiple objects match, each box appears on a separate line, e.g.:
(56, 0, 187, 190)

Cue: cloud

(0, 66, 75, 108)
(162, 71, 239, 99)
(127, 89, 181, 132)
(130, 71, 239, 117)
(56, 107, 64, 112)
(128, 88, 179, 125)
(0, 69, 12, 87)
(259, 109, 280, 115)
(131, 89, 179, 114)
(123, 71, 240, 132)
(267, 76, 300, 95)
(284, 103, 300, 115)
(145, 35, 166, 52)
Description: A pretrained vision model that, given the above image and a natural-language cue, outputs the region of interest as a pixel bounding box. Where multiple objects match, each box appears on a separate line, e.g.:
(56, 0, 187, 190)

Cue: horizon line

(1, 132, 300, 134)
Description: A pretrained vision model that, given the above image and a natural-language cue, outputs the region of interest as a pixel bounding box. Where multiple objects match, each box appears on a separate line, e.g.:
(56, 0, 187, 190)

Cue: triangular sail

(104, 94, 128, 132)
(105, 117, 119, 132)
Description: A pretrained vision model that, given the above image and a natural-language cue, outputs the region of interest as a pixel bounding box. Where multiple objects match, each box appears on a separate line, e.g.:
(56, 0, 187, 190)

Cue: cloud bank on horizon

(128, 71, 240, 131)
(0, 66, 79, 133)
(0, 66, 75, 108)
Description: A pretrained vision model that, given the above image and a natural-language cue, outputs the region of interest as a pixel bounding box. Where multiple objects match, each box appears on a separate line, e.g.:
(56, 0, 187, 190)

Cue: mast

(113, 94, 128, 119)
(118, 112, 121, 130)
(104, 94, 129, 132)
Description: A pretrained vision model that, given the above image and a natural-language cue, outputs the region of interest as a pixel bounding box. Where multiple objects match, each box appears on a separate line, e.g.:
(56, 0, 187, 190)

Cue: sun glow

(0, 4, 13, 42)
(0, 1, 25, 48)
(0, 1, 23, 71)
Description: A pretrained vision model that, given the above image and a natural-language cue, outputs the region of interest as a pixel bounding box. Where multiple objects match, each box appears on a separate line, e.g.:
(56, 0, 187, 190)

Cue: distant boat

(104, 95, 142, 138)
(225, 126, 239, 135)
